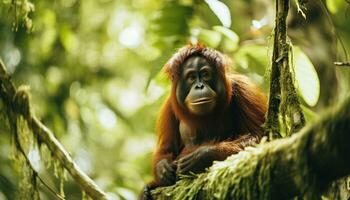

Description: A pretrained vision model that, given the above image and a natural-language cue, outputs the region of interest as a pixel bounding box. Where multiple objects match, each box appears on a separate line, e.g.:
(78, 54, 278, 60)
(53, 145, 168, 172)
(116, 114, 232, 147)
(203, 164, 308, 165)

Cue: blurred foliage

(0, 0, 349, 199)
(2, 0, 35, 31)
(293, 46, 320, 107)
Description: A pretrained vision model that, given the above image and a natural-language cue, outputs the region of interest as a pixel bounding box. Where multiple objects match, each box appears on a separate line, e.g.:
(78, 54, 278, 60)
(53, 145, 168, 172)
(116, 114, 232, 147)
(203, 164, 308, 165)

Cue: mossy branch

(265, 0, 305, 138)
(264, 0, 286, 139)
(0, 59, 109, 200)
(152, 95, 350, 199)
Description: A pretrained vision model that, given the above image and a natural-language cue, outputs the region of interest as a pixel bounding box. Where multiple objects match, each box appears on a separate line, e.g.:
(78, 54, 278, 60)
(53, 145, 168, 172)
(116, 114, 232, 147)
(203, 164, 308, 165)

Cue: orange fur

(149, 44, 267, 189)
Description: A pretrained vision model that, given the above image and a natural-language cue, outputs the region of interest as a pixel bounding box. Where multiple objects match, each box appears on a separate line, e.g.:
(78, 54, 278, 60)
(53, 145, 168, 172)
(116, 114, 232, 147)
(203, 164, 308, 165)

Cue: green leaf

(204, 0, 232, 27)
(151, 3, 193, 37)
(197, 29, 222, 48)
(59, 24, 78, 53)
(234, 44, 268, 75)
(213, 26, 239, 52)
(294, 47, 320, 107)
(301, 105, 316, 123)
(145, 49, 173, 91)
(326, 0, 345, 14)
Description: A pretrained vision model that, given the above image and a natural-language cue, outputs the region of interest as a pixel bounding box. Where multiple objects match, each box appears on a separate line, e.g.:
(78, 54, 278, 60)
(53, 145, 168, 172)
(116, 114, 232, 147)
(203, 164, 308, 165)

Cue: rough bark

(0, 59, 109, 200)
(152, 95, 350, 199)
(265, 0, 305, 139)
(264, 0, 284, 139)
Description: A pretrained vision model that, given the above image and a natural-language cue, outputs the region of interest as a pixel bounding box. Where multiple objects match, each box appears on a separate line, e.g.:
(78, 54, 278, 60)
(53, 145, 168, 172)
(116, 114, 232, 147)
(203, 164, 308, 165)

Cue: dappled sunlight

(4, 47, 21, 73)
(98, 107, 117, 130)
(119, 22, 144, 48)
(0, 0, 349, 199)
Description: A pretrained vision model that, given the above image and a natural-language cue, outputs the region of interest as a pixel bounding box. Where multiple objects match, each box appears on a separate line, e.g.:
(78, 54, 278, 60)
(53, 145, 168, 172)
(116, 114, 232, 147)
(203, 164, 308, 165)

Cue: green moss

(152, 143, 274, 200)
(14, 85, 32, 119)
(152, 128, 325, 200)
(10, 116, 40, 200)
(53, 160, 67, 198)
(279, 42, 305, 136)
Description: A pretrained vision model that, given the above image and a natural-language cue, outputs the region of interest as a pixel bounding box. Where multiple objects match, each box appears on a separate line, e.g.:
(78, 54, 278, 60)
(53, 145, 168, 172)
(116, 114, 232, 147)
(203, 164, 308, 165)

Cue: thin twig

(334, 61, 350, 66)
(11, 118, 65, 200)
(0, 58, 109, 200)
(318, 0, 349, 61)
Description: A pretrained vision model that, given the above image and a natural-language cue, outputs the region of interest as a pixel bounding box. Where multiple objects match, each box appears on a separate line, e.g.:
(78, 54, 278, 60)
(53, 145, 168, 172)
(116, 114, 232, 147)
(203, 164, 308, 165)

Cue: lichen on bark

(152, 96, 350, 199)
(264, 0, 305, 139)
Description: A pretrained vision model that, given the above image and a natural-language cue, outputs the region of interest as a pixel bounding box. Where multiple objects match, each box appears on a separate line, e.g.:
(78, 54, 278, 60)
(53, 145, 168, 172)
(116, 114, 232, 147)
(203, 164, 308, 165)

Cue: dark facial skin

(154, 56, 227, 187)
(172, 56, 227, 175)
(176, 56, 222, 116)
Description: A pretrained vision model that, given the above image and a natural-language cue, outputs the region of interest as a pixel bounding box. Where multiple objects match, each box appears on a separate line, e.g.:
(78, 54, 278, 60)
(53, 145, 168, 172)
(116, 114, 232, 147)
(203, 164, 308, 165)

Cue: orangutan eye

(201, 70, 211, 81)
(187, 73, 196, 82)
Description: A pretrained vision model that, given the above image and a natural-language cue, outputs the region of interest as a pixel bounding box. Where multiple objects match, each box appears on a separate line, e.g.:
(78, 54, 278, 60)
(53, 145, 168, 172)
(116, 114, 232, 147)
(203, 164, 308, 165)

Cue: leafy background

(0, 0, 349, 199)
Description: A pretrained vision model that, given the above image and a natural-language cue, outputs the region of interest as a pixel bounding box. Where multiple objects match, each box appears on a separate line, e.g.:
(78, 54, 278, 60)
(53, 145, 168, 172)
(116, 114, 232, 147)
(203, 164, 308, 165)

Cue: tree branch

(152, 95, 350, 199)
(334, 61, 350, 67)
(0, 59, 109, 200)
(264, 0, 285, 139)
(265, 0, 305, 138)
